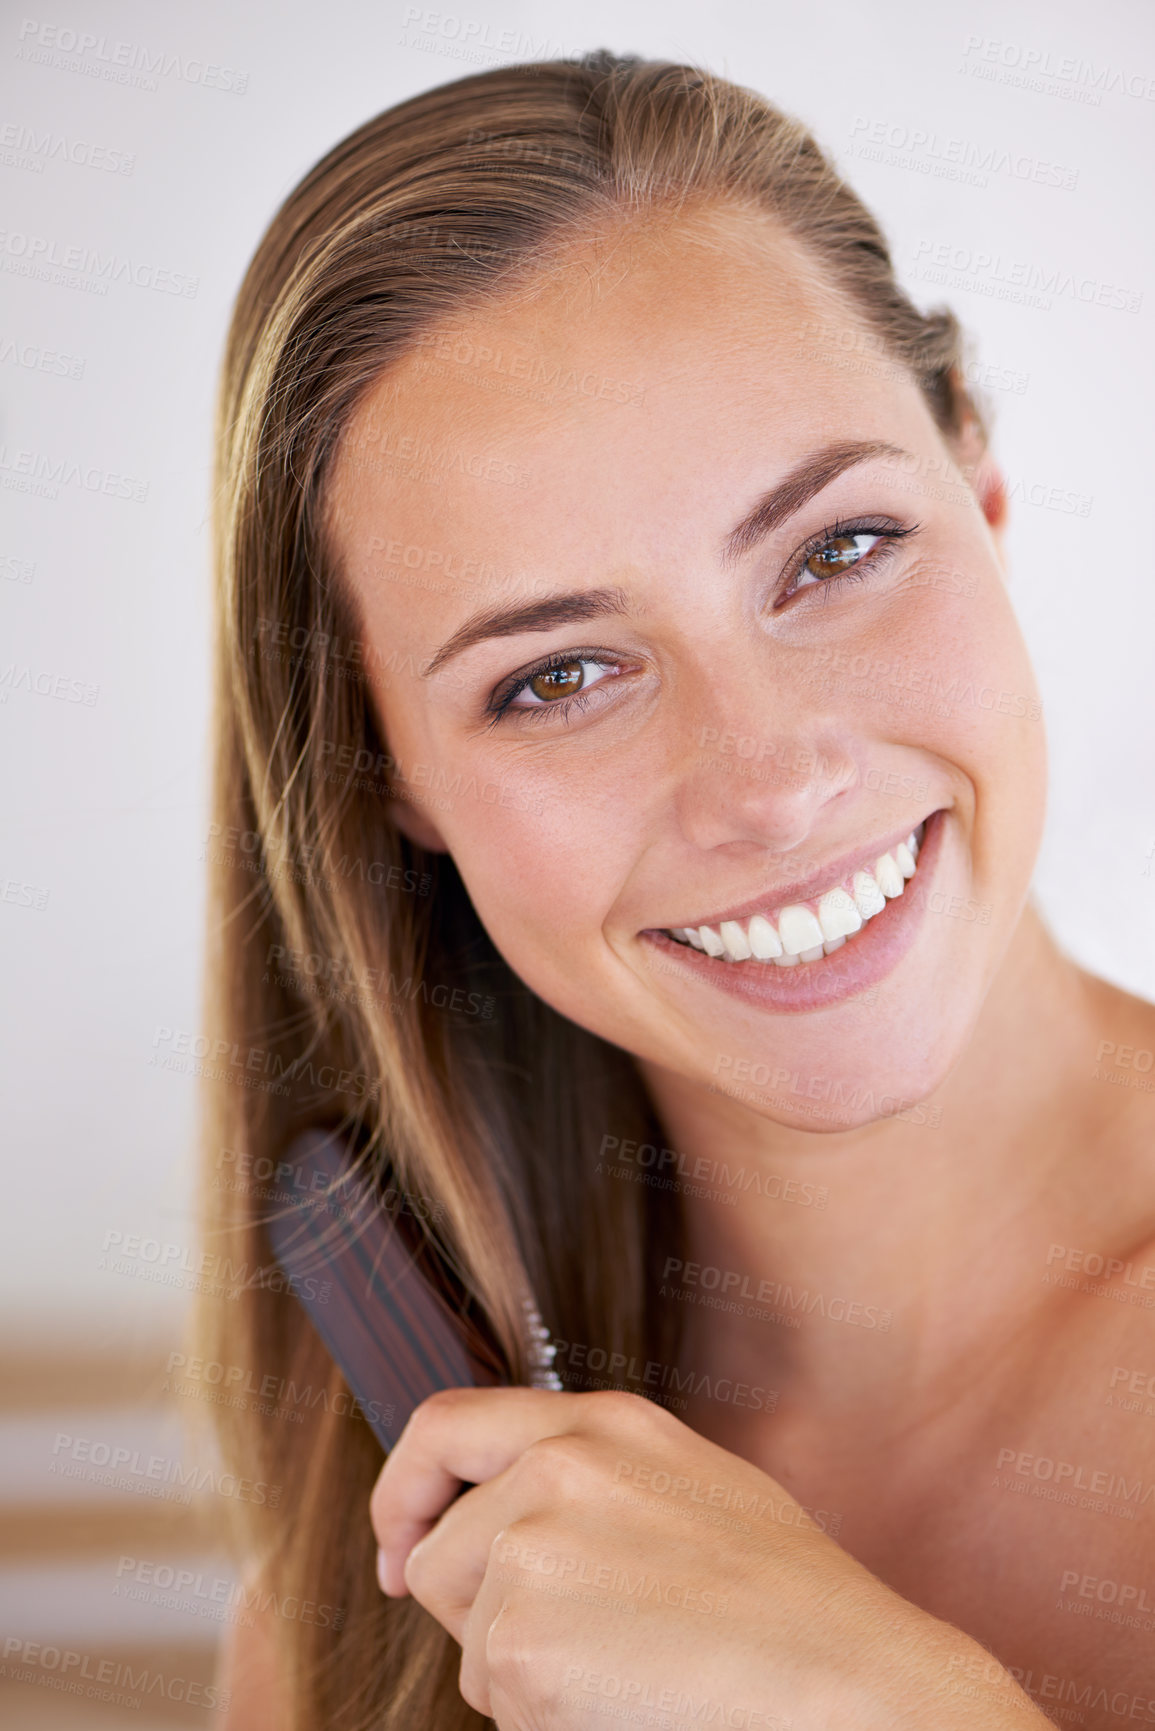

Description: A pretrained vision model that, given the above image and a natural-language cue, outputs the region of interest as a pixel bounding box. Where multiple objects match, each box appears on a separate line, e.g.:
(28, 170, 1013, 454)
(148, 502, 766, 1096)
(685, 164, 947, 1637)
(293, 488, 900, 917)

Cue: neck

(637, 901, 1112, 1416)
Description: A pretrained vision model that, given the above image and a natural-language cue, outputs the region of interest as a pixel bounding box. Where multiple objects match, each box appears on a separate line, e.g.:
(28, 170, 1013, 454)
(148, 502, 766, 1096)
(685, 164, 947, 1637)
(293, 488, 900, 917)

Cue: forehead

(327, 201, 924, 592)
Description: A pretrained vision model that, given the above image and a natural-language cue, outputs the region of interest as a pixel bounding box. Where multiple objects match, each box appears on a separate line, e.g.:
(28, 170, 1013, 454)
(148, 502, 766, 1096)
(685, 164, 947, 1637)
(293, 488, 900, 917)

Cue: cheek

(444, 791, 633, 977)
(851, 565, 1042, 765)
(874, 577, 1046, 917)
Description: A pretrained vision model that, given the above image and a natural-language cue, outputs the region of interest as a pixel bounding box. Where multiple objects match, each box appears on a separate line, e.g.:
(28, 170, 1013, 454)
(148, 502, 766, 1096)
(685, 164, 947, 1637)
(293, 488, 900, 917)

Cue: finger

(381, 1470, 514, 1640)
(370, 1386, 584, 1593)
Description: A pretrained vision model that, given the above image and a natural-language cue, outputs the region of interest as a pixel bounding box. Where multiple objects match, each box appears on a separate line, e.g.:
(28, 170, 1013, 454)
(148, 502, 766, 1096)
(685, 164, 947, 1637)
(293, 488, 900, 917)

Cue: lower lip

(639, 808, 949, 1015)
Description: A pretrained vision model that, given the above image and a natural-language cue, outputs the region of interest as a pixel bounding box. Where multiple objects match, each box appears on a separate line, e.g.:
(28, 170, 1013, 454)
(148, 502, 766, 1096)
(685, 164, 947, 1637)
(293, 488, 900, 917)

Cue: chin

(707, 1043, 958, 1134)
(697, 949, 985, 1136)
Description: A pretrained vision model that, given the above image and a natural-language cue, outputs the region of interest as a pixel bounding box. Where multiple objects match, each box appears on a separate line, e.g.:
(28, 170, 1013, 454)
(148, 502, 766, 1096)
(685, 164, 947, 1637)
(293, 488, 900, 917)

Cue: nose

(672, 678, 860, 855)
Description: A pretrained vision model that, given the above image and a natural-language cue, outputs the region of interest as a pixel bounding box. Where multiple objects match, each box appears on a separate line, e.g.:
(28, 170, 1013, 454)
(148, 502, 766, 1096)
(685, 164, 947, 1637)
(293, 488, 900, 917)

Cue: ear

(387, 787, 451, 853)
(950, 405, 1008, 542)
(969, 447, 1008, 537)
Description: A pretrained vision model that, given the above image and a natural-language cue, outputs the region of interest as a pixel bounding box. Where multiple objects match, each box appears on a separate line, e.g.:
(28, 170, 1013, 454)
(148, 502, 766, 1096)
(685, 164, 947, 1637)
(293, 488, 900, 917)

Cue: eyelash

(484, 515, 919, 727)
(778, 515, 917, 607)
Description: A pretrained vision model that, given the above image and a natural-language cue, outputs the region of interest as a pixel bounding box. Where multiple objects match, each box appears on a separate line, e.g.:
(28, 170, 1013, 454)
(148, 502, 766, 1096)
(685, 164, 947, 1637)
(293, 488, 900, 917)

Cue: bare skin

(226, 200, 1155, 1726)
(656, 912, 1155, 1707)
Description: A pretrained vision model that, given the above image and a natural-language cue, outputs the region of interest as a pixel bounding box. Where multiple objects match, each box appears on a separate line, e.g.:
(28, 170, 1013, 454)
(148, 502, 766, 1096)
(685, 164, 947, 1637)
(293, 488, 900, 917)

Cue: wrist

(826, 1597, 1053, 1731)
(928, 1635, 1057, 1729)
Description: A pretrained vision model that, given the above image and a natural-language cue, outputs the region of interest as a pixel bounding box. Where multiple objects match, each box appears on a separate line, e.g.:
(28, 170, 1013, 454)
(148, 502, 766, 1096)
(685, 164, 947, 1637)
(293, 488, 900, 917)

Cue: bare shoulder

(215, 1589, 286, 1731)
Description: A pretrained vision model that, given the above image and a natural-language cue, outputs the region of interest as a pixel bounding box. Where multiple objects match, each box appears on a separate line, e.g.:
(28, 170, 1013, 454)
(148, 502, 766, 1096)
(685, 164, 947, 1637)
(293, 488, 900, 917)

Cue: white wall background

(3, 0, 1154, 1344)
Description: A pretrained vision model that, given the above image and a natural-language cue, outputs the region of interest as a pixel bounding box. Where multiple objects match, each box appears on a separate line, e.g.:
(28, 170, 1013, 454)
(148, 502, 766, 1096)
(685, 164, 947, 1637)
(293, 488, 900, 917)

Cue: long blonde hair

(199, 48, 977, 1730)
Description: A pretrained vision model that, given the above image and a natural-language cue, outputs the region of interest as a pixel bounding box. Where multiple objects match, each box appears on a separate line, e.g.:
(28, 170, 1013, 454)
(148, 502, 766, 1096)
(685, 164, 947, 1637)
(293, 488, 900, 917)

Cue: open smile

(639, 809, 949, 1013)
(666, 819, 927, 965)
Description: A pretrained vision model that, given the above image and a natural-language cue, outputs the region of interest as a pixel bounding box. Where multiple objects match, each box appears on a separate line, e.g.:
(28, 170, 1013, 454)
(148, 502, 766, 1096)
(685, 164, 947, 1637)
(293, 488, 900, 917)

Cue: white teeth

(817, 887, 863, 941)
(718, 919, 752, 961)
(873, 853, 904, 898)
(852, 870, 887, 919)
(696, 925, 725, 957)
(665, 817, 932, 966)
(747, 913, 783, 959)
(778, 904, 825, 956)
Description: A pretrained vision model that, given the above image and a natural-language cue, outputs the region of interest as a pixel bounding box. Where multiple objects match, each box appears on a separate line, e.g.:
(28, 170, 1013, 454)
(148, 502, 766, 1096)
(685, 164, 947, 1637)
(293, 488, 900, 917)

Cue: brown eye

(528, 661, 585, 701)
(496, 653, 620, 721)
(803, 532, 880, 581)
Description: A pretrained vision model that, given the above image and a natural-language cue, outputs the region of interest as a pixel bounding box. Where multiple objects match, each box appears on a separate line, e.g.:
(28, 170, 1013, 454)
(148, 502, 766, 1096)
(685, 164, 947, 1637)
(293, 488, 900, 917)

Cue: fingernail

(376, 1547, 392, 1595)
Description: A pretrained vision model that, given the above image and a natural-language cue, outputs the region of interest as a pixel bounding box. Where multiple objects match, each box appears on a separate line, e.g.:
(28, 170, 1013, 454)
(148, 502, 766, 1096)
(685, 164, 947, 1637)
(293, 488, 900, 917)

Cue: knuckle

(516, 1432, 595, 1494)
(489, 1512, 555, 1577)
(585, 1385, 664, 1431)
(414, 1385, 468, 1423)
(401, 1534, 433, 1598)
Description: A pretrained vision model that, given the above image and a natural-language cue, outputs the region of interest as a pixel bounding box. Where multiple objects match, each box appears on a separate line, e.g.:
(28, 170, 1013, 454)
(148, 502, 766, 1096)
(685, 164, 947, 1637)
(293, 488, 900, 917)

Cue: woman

(200, 49, 1155, 1730)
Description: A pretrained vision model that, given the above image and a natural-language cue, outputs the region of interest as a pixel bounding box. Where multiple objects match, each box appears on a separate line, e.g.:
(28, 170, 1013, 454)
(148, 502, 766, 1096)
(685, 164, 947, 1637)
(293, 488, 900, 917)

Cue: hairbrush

(263, 1127, 561, 1452)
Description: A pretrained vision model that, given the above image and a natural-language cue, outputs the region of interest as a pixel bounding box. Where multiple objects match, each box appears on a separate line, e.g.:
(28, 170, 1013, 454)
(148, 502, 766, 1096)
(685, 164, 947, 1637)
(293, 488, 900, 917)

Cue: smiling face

(325, 200, 1046, 1132)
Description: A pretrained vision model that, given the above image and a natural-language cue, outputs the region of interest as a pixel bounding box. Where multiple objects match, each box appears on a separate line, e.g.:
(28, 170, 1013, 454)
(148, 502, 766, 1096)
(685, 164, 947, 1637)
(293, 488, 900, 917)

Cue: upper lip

(649, 812, 937, 933)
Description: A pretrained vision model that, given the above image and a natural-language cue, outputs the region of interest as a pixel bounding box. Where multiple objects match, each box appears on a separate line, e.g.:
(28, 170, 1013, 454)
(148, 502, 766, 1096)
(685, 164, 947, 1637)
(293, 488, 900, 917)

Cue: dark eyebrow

(421, 586, 631, 679)
(421, 439, 908, 677)
(721, 439, 908, 566)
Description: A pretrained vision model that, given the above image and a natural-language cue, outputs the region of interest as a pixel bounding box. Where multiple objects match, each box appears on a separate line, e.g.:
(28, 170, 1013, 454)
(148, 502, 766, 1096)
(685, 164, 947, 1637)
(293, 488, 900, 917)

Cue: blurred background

(2, 0, 1153, 1721)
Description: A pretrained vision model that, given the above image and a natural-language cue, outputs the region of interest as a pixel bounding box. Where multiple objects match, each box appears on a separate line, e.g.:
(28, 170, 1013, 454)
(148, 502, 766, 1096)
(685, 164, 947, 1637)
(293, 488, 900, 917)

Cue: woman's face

(327, 202, 1046, 1131)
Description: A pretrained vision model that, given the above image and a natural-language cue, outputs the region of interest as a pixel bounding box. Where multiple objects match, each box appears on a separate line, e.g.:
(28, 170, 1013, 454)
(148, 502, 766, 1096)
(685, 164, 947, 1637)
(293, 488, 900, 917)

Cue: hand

(370, 1385, 1048, 1729)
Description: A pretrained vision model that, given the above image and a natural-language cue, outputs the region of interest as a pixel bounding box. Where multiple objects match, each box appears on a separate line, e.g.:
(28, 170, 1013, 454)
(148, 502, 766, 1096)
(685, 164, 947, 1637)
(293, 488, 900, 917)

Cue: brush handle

(263, 1128, 506, 1452)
